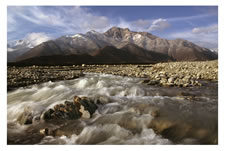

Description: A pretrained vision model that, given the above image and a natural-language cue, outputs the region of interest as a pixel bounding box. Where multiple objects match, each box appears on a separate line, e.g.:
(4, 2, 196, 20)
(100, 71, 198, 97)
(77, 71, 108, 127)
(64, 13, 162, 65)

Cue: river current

(7, 73, 218, 144)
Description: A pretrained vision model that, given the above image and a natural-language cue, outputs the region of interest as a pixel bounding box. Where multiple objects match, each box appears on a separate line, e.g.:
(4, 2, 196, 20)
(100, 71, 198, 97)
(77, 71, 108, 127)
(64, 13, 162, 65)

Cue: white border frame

(1, 0, 224, 151)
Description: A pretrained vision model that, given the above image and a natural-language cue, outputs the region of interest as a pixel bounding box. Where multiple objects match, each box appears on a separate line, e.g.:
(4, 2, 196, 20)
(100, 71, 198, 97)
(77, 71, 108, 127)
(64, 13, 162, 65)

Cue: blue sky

(7, 6, 218, 48)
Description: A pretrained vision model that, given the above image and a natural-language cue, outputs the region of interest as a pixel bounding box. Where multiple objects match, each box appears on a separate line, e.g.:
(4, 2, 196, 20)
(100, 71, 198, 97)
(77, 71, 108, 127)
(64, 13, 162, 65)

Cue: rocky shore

(7, 66, 84, 91)
(8, 60, 218, 91)
(85, 60, 218, 87)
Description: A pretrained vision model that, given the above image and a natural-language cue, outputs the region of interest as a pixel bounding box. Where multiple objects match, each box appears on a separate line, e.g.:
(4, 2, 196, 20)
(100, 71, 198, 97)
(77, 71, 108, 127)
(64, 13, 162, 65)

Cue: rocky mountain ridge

(9, 27, 217, 64)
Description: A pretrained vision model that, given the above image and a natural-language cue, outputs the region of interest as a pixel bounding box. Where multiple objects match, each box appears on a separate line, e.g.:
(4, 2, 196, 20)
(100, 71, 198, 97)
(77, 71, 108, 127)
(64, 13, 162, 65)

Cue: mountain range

(8, 27, 218, 65)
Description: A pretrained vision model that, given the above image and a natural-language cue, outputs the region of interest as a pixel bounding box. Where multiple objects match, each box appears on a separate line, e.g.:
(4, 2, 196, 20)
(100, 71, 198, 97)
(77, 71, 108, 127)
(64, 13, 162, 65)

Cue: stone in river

(17, 106, 33, 125)
(43, 108, 54, 120)
(79, 97, 98, 117)
(42, 96, 98, 121)
(79, 105, 91, 118)
(40, 128, 50, 136)
(151, 108, 160, 118)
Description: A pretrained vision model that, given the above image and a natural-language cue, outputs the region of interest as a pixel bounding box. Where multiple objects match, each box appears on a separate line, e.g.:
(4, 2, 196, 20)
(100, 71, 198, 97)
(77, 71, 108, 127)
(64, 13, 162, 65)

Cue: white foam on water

(7, 73, 217, 144)
(7, 74, 167, 122)
(125, 128, 172, 145)
(37, 124, 172, 145)
(39, 124, 133, 145)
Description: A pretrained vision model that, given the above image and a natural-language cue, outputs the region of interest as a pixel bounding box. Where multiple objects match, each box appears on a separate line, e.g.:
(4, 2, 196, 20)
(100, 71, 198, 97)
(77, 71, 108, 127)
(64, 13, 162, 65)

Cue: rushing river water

(7, 73, 218, 144)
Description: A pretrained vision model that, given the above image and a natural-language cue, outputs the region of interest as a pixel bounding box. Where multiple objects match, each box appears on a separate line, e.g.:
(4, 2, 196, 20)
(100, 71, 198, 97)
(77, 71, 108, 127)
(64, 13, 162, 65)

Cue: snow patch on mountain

(210, 48, 218, 54)
(8, 32, 52, 50)
(133, 34, 142, 41)
(71, 34, 82, 38)
(7, 32, 52, 62)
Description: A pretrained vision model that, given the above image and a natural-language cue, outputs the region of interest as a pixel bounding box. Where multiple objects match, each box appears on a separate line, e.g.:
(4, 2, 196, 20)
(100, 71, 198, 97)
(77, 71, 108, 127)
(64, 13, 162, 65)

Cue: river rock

(42, 108, 54, 120)
(79, 105, 91, 118)
(151, 109, 160, 118)
(17, 106, 33, 125)
(160, 78, 167, 85)
(168, 77, 175, 83)
(79, 97, 98, 118)
(40, 128, 50, 136)
(42, 96, 98, 121)
(140, 79, 150, 84)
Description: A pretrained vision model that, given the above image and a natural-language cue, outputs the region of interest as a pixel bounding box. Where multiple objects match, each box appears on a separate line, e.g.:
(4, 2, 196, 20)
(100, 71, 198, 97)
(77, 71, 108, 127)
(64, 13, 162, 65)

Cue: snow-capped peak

(71, 34, 83, 38)
(8, 32, 52, 51)
(210, 48, 218, 54)
(70, 34, 88, 42)
(15, 40, 25, 46)
(8, 40, 25, 48)
(8, 39, 36, 49)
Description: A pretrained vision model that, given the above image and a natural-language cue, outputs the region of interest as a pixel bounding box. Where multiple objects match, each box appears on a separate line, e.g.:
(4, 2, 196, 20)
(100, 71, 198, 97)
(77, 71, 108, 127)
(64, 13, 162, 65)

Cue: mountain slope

(16, 45, 172, 65)
(104, 27, 217, 61)
(14, 27, 217, 64)
(7, 40, 32, 62)
(16, 41, 65, 61)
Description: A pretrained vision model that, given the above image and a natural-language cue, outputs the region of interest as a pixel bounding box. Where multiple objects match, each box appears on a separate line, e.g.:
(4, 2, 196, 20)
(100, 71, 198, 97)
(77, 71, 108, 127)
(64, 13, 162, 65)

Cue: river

(7, 73, 218, 144)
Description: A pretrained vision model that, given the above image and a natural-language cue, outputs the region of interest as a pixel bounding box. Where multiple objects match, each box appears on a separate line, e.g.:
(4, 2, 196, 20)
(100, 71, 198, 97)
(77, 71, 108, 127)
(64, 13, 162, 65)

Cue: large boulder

(42, 96, 98, 121)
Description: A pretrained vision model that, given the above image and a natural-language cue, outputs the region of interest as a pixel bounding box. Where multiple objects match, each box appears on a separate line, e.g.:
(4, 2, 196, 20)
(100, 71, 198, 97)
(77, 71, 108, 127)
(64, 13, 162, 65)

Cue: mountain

(13, 27, 217, 64)
(103, 27, 217, 61)
(210, 48, 218, 55)
(16, 45, 173, 66)
(91, 45, 172, 63)
(7, 33, 51, 62)
(7, 40, 33, 62)
(17, 40, 65, 61)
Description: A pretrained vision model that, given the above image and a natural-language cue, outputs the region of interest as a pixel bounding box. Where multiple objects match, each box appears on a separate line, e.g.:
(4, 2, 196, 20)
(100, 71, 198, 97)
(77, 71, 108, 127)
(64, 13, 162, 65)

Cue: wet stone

(42, 96, 98, 121)
(17, 106, 33, 125)
(43, 109, 54, 120)
(151, 109, 160, 118)
(79, 98, 98, 116)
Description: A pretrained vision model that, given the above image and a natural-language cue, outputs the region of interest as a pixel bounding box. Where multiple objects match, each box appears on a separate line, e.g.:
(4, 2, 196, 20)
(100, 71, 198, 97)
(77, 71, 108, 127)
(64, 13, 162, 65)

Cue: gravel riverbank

(7, 60, 218, 91)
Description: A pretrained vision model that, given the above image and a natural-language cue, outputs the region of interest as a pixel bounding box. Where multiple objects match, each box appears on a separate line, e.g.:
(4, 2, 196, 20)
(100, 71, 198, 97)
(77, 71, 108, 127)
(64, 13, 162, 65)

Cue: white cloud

(8, 6, 112, 37)
(132, 19, 150, 28)
(167, 14, 214, 22)
(82, 16, 110, 31)
(115, 18, 132, 29)
(148, 18, 170, 32)
(168, 24, 218, 49)
(192, 24, 218, 34)
(8, 7, 174, 40)
(24, 32, 52, 47)
(8, 6, 217, 45)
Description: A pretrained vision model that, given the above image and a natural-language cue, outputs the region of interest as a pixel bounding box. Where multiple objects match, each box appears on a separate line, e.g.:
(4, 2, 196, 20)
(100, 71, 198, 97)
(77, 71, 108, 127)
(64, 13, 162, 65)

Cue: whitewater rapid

(7, 73, 218, 144)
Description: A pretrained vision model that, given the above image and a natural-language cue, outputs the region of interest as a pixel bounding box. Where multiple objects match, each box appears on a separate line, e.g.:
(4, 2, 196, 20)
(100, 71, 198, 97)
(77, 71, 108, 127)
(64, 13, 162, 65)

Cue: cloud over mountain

(23, 32, 53, 47)
(7, 32, 52, 62)
(8, 6, 217, 50)
(148, 18, 171, 31)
